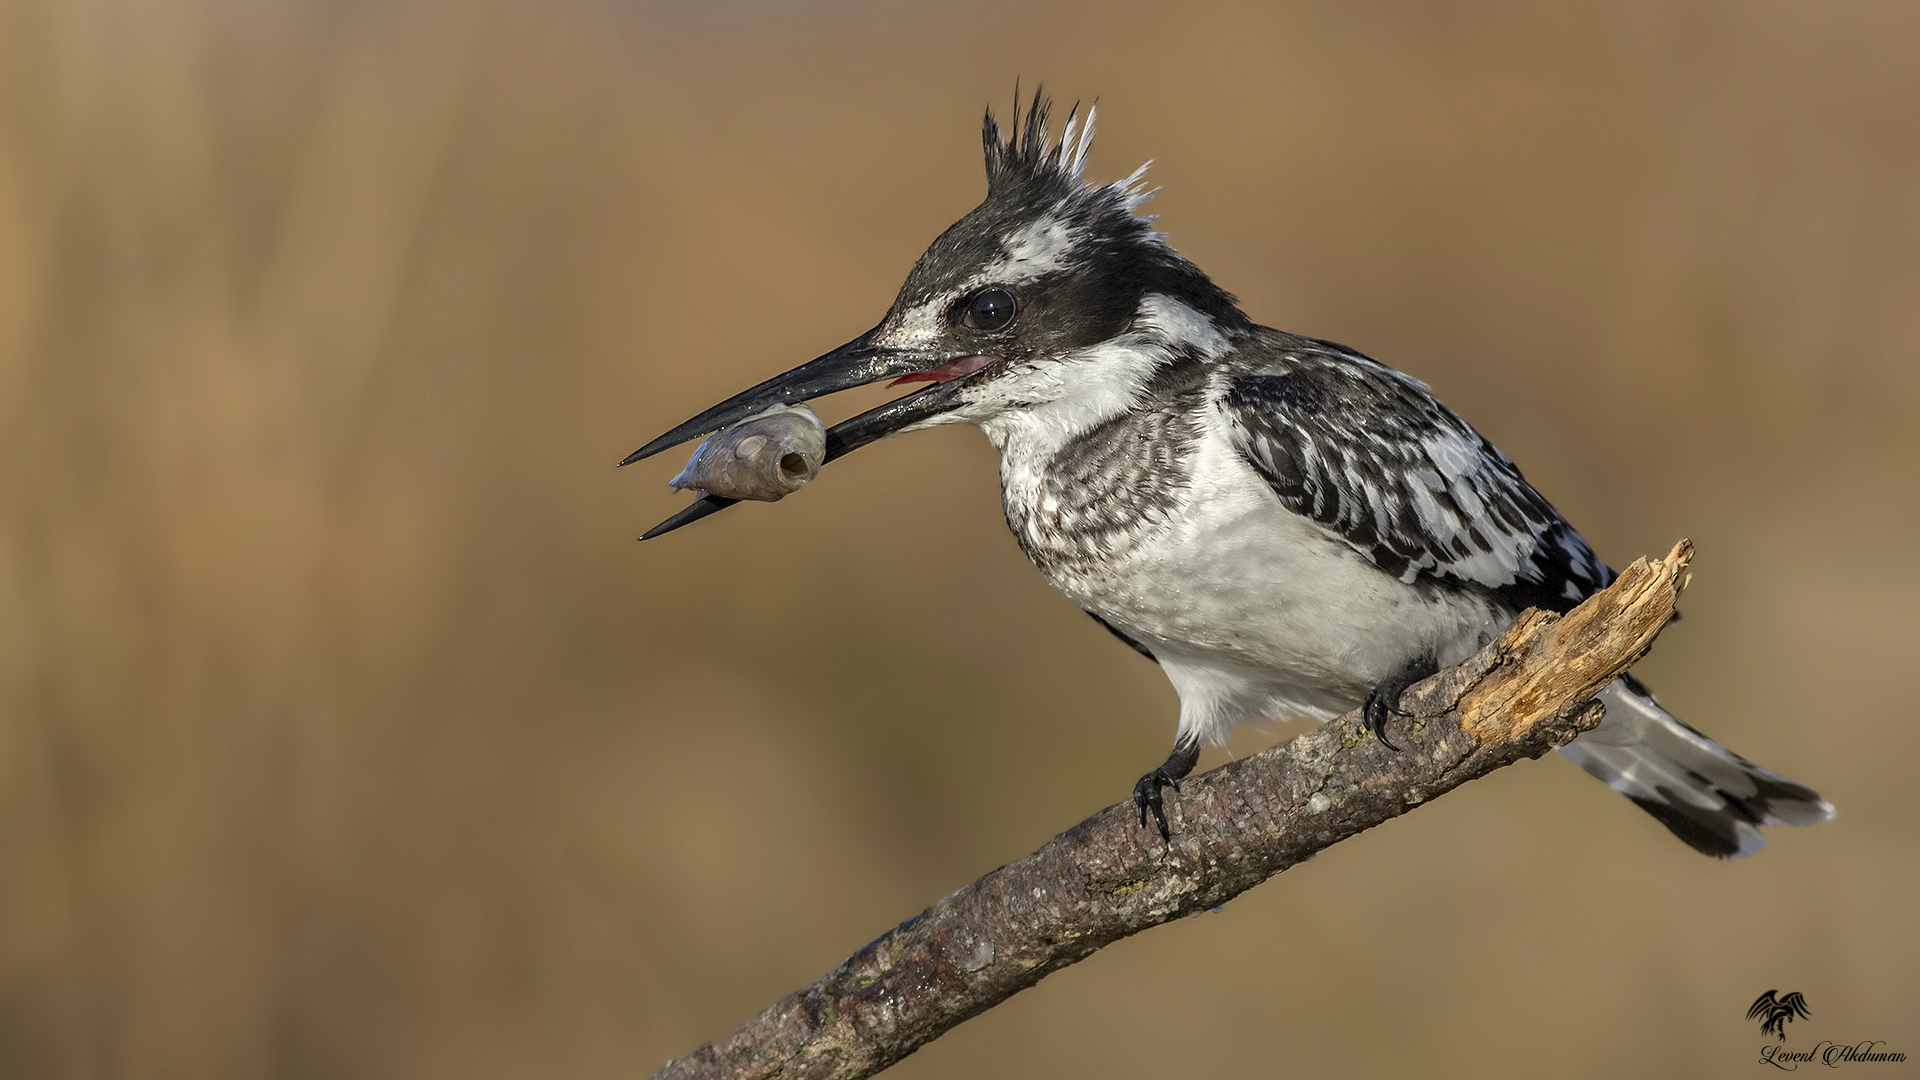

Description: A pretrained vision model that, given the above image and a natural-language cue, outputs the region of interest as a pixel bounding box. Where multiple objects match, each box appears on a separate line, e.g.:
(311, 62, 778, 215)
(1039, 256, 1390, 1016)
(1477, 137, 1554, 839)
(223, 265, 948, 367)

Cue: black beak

(621, 327, 975, 540)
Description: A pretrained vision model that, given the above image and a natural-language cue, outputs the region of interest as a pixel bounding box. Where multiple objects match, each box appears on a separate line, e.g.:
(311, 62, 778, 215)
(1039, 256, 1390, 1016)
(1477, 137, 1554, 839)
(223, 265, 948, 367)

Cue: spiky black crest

(971, 87, 1160, 253)
(983, 88, 1100, 196)
(881, 87, 1247, 333)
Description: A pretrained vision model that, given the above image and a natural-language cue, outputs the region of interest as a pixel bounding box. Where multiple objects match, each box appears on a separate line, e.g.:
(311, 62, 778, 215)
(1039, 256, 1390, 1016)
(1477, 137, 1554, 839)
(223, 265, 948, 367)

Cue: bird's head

(624, 91, 1247, 537)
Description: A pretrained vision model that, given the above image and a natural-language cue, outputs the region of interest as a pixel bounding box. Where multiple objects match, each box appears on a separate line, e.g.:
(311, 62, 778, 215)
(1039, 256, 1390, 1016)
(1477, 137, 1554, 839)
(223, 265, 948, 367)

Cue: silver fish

(667, 403, 826, 502)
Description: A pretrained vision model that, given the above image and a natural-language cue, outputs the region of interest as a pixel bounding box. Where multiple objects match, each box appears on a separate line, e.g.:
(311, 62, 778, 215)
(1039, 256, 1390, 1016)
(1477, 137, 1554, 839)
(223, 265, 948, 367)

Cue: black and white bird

(624, 93, 1833, 858)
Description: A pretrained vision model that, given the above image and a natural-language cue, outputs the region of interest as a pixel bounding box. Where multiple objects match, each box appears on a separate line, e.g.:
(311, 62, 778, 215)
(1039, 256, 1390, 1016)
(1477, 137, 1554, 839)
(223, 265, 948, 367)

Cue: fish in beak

(619, 327, 987, 539)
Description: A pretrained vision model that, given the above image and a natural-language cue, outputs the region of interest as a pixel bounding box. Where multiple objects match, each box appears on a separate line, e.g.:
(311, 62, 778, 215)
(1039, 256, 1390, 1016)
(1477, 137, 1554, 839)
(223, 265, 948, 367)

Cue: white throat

(950, 294, 1230, 464)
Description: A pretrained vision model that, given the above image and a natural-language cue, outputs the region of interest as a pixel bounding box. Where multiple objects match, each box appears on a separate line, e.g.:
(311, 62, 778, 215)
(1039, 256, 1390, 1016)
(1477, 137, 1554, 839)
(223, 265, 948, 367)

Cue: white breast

(1004, 407, 1508, 747)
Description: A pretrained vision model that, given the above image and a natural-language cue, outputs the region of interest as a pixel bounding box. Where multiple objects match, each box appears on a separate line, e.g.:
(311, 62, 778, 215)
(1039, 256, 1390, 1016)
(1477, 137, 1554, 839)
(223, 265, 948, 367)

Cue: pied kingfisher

(624, 91, 1833, 857)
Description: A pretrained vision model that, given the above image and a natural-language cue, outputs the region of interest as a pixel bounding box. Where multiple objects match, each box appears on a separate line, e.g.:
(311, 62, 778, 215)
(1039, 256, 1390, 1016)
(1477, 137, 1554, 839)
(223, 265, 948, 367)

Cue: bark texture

(655, 541, 1695, 1080)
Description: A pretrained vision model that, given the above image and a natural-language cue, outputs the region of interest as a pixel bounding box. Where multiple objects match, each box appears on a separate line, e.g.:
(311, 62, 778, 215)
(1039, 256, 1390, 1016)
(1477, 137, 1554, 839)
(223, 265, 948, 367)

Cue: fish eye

(961, 288, 1017, 332)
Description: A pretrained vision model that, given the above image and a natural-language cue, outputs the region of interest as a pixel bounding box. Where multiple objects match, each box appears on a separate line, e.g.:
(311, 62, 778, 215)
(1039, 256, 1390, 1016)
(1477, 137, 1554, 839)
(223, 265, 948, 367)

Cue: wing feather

(1222, 334, 1612, 612)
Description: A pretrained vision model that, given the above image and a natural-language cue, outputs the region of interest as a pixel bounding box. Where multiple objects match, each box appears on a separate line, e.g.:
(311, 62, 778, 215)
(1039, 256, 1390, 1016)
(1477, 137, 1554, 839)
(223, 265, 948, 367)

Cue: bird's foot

(1133, 768, 1182, 842)
(1132, 739, 1201, 842)
(1360, 655, 1439, 751)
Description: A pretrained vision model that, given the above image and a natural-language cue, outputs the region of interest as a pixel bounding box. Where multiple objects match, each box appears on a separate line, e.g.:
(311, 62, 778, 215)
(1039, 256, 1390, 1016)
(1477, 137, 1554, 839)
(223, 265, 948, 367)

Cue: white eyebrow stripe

(977, 215, 1079, 286)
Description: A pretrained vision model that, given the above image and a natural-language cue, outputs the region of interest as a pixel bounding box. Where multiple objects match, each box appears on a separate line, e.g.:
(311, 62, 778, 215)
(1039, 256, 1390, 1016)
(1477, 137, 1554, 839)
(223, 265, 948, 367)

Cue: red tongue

(890, 354, 991, 386)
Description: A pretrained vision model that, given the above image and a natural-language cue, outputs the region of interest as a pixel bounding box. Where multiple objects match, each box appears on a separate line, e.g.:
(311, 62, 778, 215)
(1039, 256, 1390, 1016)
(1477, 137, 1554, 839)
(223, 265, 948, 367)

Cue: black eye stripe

(962, 288, 1017, 332)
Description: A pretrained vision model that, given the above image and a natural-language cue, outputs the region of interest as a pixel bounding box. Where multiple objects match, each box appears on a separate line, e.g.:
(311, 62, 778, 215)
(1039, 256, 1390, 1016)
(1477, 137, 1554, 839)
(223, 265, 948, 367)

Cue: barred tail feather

(1558, 675, 1834, 857)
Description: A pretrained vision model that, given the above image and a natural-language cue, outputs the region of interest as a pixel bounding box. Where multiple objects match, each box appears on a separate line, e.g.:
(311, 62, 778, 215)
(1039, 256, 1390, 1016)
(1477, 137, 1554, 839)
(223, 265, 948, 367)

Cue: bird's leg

(1133, 738, 1201, 842)
(1361, 653, 1439, 751)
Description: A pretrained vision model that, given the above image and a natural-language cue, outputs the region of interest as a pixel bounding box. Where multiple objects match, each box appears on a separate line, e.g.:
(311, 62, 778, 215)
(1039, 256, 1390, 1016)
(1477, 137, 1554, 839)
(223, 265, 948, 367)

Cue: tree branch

(655, 541, 1695, 1080)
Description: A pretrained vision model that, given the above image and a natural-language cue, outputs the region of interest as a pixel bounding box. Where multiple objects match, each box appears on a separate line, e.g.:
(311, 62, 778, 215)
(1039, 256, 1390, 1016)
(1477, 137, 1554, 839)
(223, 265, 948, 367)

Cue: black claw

(1360, 690, 1402, 751)
(1132, 740, 1200, 843)
(1360, 655, 1439, 751)
(1134, 769, 1174, 841)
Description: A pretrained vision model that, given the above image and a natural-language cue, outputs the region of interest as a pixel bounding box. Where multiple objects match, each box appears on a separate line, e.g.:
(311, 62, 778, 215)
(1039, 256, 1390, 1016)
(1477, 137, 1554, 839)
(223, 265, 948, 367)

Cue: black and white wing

(1222, 333, 1612, 613)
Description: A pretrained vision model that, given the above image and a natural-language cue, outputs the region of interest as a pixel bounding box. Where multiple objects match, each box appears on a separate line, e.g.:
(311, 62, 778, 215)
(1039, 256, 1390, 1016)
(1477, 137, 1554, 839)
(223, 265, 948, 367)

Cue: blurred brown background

(1, 0, 1916, 1076)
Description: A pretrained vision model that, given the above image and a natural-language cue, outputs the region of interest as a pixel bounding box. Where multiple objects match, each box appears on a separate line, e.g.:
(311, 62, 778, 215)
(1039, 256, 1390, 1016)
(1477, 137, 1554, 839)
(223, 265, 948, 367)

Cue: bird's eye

(962, 288, 1016, 332)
